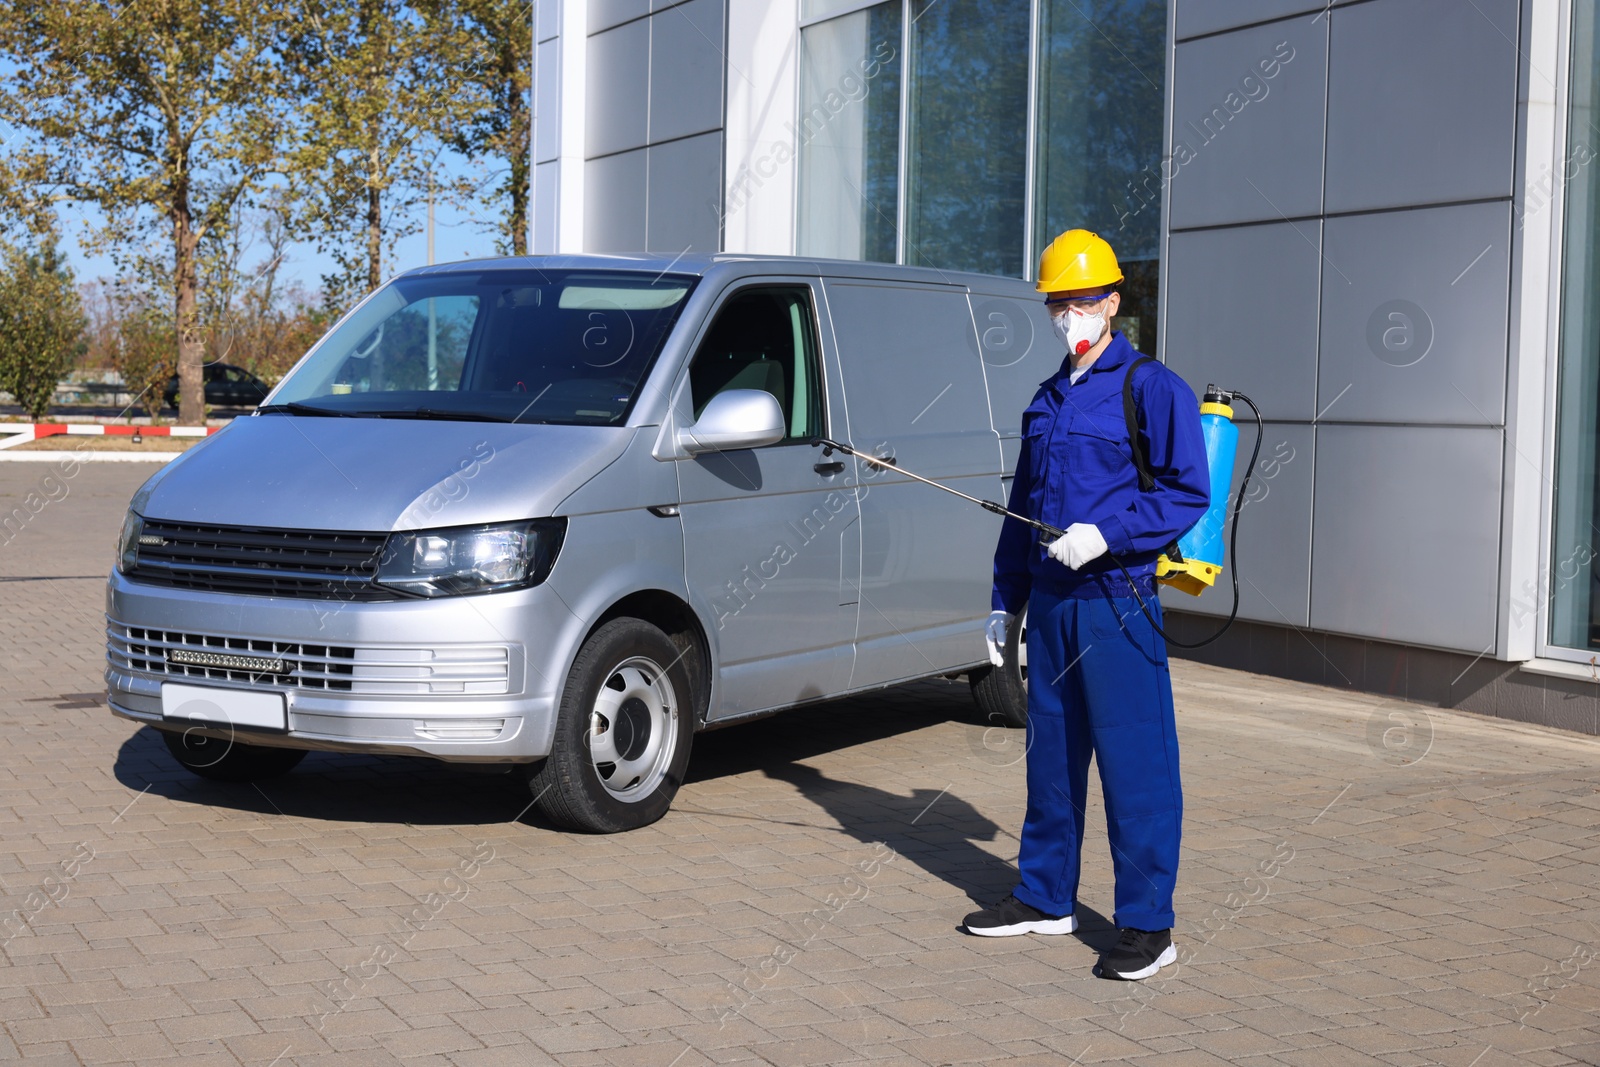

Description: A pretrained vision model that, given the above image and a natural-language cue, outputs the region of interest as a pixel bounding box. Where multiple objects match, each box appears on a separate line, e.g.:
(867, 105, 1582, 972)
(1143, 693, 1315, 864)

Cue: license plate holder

(161, 683, 288, 732)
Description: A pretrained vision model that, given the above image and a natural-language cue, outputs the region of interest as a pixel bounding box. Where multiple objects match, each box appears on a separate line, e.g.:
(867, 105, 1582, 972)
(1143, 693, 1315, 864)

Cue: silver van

(106, 255, 1048, 831)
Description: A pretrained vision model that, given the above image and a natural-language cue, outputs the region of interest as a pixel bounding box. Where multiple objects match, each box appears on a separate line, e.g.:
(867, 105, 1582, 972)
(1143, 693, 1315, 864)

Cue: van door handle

(813, 460, 845, 476)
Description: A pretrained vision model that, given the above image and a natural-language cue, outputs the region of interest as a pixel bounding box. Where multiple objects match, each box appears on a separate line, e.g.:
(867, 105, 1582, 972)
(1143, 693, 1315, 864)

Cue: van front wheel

(528, 618, 694, 833)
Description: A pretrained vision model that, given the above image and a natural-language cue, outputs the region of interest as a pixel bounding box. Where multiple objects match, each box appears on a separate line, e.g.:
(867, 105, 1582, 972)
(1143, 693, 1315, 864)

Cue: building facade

(531, 0, 1600, 736)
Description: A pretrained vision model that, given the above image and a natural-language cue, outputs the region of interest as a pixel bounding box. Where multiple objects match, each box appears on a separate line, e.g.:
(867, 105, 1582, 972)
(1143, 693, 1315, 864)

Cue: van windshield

(262, 269, 697, 424)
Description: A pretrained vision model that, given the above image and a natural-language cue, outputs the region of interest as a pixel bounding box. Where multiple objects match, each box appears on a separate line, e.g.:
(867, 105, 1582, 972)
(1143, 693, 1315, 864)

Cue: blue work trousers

(1013, 587, 1182, 931)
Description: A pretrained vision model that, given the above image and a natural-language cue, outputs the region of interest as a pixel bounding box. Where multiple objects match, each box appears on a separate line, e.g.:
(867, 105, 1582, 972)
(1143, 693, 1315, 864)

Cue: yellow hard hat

(1036, 229, 1123, 293)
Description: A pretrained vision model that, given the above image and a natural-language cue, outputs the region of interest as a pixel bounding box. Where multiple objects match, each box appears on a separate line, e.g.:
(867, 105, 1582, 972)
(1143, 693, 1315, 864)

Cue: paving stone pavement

(1, 463, 1598, 1066)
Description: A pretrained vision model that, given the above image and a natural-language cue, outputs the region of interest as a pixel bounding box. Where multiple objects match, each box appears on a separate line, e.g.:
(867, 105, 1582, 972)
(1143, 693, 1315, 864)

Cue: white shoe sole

(1104, 943, 1177, 979)
(965, 914, 1079, 937)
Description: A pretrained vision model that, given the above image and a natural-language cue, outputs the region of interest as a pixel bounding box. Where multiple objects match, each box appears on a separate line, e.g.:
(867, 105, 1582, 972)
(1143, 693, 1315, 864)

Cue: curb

(0, 422, 219, 452)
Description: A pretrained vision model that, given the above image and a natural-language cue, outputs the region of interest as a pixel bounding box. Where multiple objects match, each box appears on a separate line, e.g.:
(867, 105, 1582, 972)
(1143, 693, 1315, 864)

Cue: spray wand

(814, 438, 1067, 543)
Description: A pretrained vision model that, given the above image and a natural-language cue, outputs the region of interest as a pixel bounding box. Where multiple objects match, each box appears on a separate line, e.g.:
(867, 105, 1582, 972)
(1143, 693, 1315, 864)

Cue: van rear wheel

(968, 605, 1028, 729)
(528, 618, 694, 833)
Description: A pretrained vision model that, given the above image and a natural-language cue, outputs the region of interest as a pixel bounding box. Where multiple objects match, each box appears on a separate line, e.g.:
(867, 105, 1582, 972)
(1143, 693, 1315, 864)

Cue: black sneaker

(1097, 927, 1176, 980)
(962, 894, 1078, 937)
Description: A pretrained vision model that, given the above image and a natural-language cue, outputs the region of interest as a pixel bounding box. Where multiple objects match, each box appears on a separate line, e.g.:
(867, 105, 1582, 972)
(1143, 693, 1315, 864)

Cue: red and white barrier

(0, 422, 219, 451)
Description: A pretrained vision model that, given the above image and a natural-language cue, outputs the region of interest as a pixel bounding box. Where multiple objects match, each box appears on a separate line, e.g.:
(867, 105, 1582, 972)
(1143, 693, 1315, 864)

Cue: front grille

(107, 622, 514, 696)
(108, 623, 355, 691)
(128, 520, 395, 600)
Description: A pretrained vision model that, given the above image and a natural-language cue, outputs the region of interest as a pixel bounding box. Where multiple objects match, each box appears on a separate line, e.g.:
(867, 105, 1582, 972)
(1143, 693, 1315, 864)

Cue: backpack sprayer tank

(1156, 385, 1240, 597)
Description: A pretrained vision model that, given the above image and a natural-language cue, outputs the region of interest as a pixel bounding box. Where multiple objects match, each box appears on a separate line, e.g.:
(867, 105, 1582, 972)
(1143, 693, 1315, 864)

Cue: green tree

(286, 0, 482, 311)
(0, 0, 285, 426)
(430, 0, 533, 255)
(0, 240, 86, 421)
(112, 297, 177, 424)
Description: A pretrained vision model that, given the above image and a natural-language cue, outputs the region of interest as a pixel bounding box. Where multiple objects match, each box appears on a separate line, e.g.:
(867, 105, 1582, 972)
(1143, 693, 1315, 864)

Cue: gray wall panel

(648, 0, 726, 144)
(1164, 221, 1321, 420)
(646, 132, 723, 252)
(535, 37, 562, 164)
(536, 0, 558, 42)
(1317, 202, 1511, 425)
(1162, 421, 1314, 628)
(589, 0, 651, 33)
(1324, 0, 1518, 213)
(1174, 0, 1325, 41)
(1310, 425, 1501, 652)
(586, 20, 651, 158)
(1169, 15, 1327, 229)
(585, 148, 648, 252)
(533, 160, 559, 253)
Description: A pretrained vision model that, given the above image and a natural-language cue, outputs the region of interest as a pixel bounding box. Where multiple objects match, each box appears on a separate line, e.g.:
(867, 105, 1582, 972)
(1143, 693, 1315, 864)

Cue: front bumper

(105, 570, 574, 762)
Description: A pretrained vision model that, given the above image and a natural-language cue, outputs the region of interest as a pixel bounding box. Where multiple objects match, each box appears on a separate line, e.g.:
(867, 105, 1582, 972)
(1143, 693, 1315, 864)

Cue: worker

(962, 229, 1210, 981)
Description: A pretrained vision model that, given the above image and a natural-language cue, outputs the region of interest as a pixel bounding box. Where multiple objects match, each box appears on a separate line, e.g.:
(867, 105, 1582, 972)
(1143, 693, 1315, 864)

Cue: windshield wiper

(375, 408, 522, 423)
(258, 402, 367, 418)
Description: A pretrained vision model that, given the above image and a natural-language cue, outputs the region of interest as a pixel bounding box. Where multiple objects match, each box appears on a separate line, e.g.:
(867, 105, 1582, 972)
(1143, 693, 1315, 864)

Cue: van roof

(397, 252, 1035, 292)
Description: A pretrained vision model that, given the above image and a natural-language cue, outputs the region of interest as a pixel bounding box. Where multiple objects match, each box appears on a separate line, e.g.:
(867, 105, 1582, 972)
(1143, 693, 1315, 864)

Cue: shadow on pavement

(759, 760, 1123, 952)
(112, 724, 533, 827)
(685, 678, 976, 785)
(110, 679, 986, 830)
(763, 760, 1008, 901)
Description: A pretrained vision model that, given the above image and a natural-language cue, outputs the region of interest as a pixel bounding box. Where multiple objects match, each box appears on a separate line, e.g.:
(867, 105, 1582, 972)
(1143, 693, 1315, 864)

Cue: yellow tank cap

(1199, 401, 1234, 420)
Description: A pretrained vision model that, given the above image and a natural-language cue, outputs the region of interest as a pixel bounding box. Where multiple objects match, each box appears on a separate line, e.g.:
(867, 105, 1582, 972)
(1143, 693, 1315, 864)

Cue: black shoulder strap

(1123, 355, 1158, 492)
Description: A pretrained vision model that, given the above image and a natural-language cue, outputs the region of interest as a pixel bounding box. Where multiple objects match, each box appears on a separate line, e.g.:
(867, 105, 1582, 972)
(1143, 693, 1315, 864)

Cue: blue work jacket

(992, 331, 1211, 613)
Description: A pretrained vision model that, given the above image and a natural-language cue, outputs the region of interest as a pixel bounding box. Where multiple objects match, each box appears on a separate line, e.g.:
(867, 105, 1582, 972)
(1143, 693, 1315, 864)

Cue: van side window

(689, 288, 822, 442)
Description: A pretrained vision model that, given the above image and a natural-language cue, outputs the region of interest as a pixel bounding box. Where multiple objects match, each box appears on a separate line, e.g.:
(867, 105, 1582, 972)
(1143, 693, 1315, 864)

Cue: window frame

(672, 280, 831, 452)
(1537, 0, 1595, 664)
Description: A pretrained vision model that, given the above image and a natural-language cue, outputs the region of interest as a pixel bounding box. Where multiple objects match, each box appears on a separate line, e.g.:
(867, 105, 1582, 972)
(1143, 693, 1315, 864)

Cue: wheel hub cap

(588, 657, 678, 801)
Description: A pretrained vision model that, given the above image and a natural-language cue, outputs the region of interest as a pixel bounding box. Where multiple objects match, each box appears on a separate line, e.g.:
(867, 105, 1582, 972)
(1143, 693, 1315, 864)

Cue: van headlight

(116, 511, 144, 573)
(376, 519, 566, 597)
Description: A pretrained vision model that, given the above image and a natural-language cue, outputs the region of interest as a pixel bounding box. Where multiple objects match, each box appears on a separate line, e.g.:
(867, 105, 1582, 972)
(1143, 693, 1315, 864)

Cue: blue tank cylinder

(1175, 405, 1239, 570)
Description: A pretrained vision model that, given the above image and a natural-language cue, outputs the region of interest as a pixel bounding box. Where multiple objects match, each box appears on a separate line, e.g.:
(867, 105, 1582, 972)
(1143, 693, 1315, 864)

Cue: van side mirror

(678, 389, 786, 455)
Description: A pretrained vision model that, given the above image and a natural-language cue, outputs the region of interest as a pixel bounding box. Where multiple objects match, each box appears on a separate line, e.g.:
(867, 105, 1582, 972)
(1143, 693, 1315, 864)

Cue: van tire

(968, 605, 1028, 729)
(160, 728, 307, 782)
(528, 618, 694, 833)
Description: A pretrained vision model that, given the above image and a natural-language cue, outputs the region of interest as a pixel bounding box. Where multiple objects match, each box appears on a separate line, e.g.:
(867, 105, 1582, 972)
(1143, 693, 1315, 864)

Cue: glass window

(797, 2, 903, 263)
(332, 293, 478, 394)
(800, 0, 882, 22)
(792, 0, 1165, 297)
(265, 270, 696, 425)
(689, 288, 823, 442)
(1036, 0, 1166, 352)
(1549, 4, 1600, 650)
(904, 0, 1029, 277)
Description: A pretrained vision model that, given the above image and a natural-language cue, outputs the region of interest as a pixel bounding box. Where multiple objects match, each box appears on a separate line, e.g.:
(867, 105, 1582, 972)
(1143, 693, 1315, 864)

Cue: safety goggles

(1045, 292, 1115, 313)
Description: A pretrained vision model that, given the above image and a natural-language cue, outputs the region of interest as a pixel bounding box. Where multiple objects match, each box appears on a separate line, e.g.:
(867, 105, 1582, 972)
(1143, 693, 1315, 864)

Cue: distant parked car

(163, 363, 271, 410)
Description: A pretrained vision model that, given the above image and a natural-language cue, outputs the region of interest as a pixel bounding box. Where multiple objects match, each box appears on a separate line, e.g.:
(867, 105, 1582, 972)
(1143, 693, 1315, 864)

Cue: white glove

(1047, 523, 1108, 570)
(985, 610, 1012, 667)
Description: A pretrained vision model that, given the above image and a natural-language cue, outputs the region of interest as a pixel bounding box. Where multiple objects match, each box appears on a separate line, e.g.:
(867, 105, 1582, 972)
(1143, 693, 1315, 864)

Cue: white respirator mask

(1051, 307, 1106, 357)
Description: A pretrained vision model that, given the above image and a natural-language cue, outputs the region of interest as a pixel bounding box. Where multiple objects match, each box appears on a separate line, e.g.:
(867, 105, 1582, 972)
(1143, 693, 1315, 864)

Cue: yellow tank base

(1155, 555, 1223, 597)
